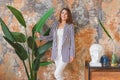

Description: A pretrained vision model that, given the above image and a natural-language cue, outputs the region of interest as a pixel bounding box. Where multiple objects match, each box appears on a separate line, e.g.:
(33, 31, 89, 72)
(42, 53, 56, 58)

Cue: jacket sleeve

(70, 24, 75, 57)
(39, 23, 55, 41)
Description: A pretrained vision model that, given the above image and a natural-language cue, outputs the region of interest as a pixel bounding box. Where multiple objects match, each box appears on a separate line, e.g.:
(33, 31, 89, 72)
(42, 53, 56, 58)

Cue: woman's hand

(70, 57, 74, 63)
(35, 32, 40, 38)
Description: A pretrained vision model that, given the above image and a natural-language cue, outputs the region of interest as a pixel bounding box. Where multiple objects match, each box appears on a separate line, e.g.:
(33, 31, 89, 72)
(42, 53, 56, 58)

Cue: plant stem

(32, 35, 36, 61)
(31, 36, 36, 80)
(23, 61, 30, 80)
(25, 28, 33, 79)
(32, 32, 40, 77)
(34, 71, 37, 80)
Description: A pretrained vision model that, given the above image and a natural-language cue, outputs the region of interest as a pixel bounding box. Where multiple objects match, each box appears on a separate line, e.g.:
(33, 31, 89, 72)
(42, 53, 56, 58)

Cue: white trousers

(54, 51, 67, 80)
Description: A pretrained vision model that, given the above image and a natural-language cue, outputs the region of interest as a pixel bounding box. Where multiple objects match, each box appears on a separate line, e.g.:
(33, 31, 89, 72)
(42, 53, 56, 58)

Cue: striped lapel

(62, 24, 68, 44)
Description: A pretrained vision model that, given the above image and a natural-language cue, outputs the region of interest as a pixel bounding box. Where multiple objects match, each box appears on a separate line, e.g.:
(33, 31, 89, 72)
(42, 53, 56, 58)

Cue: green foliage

(0, 18, 15, 42)
(40, 61, 53, 66)
(11, 32, 26, 43)
(27, 36, 38, 54)
(98, 19, 113, 40)
(33, 56, 41, 71)
(7, 6, 26, 27)
(0, 5, 54, 80)
(43, 28, 51, 36)
(32, 8, 54, 36)
(3, 36, 28, 60)
(37, 41, 53, 55)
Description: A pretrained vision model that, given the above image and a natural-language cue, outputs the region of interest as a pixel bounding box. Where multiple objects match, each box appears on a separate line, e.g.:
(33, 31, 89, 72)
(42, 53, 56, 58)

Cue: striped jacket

(40, 21, 75, 63)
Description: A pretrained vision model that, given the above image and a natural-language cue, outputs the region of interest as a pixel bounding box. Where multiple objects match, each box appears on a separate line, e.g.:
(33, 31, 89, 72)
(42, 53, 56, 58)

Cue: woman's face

(60, 9, 68, 22)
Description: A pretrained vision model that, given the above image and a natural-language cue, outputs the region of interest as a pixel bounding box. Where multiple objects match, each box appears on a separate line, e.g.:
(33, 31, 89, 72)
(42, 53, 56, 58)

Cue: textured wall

(0, 0, 120, 80)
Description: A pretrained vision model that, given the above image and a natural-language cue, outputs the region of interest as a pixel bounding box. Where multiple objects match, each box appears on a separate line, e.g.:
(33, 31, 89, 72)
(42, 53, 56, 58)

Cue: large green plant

(0, 5, 54, 80)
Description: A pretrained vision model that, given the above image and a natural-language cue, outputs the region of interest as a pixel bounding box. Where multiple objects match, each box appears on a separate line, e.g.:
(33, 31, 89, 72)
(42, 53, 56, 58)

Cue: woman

(35, 8, 75, 80)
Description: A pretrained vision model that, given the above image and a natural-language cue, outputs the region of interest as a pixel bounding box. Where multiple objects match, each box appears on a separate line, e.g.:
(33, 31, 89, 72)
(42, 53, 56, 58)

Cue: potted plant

(0, 5, 54, 80)
(98, 19, 117, 67)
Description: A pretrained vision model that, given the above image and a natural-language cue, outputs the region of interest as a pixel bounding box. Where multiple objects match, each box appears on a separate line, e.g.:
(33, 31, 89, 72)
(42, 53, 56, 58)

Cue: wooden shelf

(85, 62, 120, 80)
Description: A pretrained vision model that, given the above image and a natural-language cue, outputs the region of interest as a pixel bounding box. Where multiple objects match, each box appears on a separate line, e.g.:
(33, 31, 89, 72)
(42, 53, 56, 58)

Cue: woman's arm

(69, 24, 75, 58)
(39, 23, 55, 41)
(40, 28, 53, 41)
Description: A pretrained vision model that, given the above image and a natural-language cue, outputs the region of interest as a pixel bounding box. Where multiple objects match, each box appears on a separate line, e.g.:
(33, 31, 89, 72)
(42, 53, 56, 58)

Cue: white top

(57, 29, 64, 58)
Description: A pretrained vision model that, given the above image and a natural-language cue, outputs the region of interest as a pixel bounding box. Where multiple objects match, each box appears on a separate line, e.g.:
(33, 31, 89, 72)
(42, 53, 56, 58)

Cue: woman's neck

(58, 21, 66, 29)
(61, 21, 66, 24)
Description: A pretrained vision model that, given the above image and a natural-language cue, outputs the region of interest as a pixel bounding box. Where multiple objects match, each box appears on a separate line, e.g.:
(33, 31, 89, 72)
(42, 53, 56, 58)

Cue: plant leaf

(27, 36, 38, 57)
(11, 32, 26, 43)
(43, 28, 51, 36)
(33, 57, 40, 71)
(33, 58, 53, 71)
(3, 36, 15, 47)
(7, 5, 26, 28)
(98, 19, 113, 40)
(14, 43, 28, 60)
(32, 8, 54, 36)
(3, 37, 28, 60)
(37, 41, 52, 55)
(27, 36, 37, 49)
(0, 18, 15, 42)
(40, 61, 53, 66)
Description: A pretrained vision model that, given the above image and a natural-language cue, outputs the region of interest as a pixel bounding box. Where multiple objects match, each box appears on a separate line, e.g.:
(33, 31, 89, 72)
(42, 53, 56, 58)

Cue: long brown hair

(59, 8, 73, 24)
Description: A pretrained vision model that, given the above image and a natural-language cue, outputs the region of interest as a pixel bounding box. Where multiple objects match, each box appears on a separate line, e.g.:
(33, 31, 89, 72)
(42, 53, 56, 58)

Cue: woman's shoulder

(53, 21, 59, 25)
(66, 23, 74, 29)
(51, 21, 59, 27)
(66, 23, 73, 26)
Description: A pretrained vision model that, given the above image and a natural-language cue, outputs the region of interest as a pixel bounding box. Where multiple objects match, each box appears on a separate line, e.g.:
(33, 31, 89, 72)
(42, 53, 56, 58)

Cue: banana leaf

(37, 41, 52, 55)
(33, 41, 52, 71)
(40, 61, 53, 66)
(11, 32, 26, 43)
(7, 6, 26, 28)
(27, 36, 38, 57)
(32, 8, 54, 36)
(0, 18, 15, 42)
(13, 43, 28, 60)
(33, 56, 41, 71)
(27, 36, 37, 49)
(3, 36, 28, 60)
(43, 28, 51, 36)
(33, 56, 53, 71)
